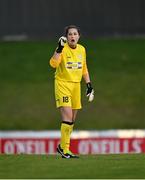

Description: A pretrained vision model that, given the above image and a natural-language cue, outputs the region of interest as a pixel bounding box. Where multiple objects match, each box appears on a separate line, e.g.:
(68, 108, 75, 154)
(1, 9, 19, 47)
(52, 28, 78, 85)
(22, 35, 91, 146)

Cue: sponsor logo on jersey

(66, 62, 82, 69)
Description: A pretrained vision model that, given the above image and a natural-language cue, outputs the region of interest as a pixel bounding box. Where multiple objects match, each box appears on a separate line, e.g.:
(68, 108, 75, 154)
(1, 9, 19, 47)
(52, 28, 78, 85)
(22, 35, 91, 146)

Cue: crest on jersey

(77, 54, 83, 60)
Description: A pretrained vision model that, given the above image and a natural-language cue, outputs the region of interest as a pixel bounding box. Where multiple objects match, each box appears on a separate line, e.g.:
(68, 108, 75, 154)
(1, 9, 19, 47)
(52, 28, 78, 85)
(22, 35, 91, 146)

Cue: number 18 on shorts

(55, 80, 82, 109)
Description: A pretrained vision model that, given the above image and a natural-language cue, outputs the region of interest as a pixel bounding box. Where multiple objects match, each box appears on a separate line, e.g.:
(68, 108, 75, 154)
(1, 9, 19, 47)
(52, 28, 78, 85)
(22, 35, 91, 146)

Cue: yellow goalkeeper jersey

(50, 43, 88, 82)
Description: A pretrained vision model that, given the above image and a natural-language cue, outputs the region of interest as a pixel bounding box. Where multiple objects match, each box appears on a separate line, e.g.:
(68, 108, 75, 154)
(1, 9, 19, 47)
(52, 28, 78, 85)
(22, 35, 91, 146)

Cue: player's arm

(83, 61, 94, 102)
(49, 52, 61, 68)
(49, 36, 67, 68)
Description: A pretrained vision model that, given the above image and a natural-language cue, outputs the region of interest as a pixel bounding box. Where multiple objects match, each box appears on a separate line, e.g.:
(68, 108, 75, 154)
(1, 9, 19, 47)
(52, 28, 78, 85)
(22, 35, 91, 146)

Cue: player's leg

(66, 82, 81, 157)
(57, 106, 74, 158)
(67, 109, 78, 141)
(72, 109, 78, 122)
(57, 107, 79, 158)
(71, 82, 81, 134)
(60, 106, 73, 122)
(55, 80, 73, 158)
(60, 106, 73, 153)
(55, 80, 79, 158)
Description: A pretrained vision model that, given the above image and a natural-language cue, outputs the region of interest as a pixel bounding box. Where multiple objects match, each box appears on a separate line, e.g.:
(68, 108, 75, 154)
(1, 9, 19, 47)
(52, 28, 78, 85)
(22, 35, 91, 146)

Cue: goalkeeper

(49, 25, 94, 159)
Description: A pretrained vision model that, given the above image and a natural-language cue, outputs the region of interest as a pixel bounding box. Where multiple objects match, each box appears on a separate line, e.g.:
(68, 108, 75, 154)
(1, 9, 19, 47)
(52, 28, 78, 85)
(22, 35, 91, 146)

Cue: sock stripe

(62, 121, 74, 125)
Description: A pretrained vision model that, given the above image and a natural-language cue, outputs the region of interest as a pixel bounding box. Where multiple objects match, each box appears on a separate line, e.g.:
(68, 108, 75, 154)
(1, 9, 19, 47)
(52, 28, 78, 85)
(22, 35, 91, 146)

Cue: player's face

(67, 28, 80, 48)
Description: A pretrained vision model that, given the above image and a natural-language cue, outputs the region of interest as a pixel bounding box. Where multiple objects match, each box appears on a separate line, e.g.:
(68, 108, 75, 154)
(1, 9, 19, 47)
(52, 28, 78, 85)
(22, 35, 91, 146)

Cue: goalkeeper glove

(56, 36, 67, 53)
(86, 82, 94, 102)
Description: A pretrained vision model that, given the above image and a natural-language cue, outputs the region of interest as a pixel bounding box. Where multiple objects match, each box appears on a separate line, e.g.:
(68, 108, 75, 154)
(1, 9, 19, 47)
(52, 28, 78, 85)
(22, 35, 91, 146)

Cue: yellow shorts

(55, 80, 82, 109)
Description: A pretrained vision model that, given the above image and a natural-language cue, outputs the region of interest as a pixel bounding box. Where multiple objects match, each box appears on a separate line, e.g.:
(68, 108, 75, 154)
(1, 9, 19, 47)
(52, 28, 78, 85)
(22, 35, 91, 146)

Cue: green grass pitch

(0, 154, 145, 178)
(0, 39, 145, 130)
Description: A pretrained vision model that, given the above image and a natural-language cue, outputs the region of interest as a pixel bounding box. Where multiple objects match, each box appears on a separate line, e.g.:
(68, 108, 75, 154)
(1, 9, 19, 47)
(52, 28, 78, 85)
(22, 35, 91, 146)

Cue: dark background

(0, 0, 145, 39)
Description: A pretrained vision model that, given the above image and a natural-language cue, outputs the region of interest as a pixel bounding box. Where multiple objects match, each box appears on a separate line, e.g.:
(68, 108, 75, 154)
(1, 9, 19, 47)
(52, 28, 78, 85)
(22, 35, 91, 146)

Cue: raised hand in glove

(56, 36, 67, 53)
(86, 82, 94, 102)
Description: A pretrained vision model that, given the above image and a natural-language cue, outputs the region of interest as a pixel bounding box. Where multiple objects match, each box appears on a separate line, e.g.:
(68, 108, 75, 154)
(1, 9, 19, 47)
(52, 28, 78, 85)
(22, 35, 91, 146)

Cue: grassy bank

(0, 39, 145, 130)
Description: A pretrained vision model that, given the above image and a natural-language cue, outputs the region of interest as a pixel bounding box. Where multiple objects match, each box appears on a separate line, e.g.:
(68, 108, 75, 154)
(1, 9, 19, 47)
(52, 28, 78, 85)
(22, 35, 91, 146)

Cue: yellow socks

(60, 121, 74, 154)
(70, 123, 74, 136)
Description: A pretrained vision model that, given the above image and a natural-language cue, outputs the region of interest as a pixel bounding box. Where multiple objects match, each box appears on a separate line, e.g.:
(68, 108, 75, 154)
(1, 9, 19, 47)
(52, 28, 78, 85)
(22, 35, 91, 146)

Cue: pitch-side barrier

(0, 130, 145, 154)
